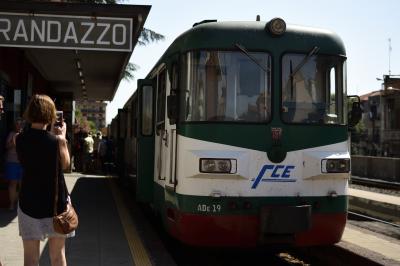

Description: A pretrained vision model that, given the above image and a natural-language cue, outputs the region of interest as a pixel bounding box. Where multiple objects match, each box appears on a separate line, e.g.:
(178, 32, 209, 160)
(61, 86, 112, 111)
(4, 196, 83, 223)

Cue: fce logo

(251, 165, 296, 189)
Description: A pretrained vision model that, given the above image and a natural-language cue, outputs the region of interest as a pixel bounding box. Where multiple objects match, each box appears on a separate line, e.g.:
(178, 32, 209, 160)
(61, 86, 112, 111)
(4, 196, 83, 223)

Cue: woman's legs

(48, 237, 67, 266)
(22, 240, 40, 266)
(8, 180, 20, 210)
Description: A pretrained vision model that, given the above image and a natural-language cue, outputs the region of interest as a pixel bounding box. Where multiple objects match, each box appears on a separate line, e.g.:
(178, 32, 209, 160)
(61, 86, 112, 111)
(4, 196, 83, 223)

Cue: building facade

(75, 100, 107, 130)
(353, 78, 400, 157)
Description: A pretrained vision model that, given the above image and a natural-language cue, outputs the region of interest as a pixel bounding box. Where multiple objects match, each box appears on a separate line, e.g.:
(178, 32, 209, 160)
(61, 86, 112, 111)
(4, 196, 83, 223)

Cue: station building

(75, 99, 107, 131)
(0, 1, 150, 207)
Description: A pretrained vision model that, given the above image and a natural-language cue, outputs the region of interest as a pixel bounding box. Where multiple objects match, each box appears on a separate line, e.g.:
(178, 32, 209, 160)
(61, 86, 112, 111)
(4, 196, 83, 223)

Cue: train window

(156, 70, 166, 130)
(281, 54, 345, 125)
(126, 107, 131, 137)
(131, 97, 137, 137)
(118, 109, 126, 138)
(171, 63, 178, 91)
(181, 51, 271, 122)
(142, 85, 153, 136)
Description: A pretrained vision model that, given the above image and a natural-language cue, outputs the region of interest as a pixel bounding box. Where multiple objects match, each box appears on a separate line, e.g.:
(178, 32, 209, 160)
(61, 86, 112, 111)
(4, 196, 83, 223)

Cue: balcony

(382, 129, 400, 142)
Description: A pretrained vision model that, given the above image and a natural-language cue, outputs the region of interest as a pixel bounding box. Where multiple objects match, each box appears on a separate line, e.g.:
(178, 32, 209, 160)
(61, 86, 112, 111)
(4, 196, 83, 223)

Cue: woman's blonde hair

(23, 94, 56, 124)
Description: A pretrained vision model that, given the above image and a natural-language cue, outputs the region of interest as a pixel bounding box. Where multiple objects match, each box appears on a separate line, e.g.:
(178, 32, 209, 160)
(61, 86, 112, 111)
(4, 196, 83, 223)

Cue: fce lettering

(251, 165, 296, 189)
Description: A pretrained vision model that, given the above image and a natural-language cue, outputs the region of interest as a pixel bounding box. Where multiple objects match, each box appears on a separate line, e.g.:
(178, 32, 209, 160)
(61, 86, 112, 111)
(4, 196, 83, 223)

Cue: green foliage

(138, 28, 165, 46)
(74, 107, 83, 123)
(354, 119, 366, 134)
(86, 119, 97, 132)
(123, 62, 139, 81)
(74, 106, 97, 132)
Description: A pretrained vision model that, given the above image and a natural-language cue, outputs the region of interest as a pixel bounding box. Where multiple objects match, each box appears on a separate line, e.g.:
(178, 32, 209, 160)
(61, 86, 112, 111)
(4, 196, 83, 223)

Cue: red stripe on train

(165, 210, 346, 247)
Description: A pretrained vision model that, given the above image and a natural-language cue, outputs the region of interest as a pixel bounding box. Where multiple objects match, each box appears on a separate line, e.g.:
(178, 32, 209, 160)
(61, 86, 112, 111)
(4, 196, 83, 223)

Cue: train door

(136, 79, 155, 203)
(164, 63, 178, 191)
(155, 65, 178, 192)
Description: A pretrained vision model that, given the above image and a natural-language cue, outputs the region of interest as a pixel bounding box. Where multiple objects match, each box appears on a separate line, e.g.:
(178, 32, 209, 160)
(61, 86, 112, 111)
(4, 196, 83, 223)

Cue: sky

(106, 0, 400, 123)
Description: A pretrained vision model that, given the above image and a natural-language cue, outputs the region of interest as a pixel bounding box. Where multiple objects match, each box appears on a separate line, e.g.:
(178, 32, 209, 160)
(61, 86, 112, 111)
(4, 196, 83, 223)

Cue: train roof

(147, 20, 346, 78)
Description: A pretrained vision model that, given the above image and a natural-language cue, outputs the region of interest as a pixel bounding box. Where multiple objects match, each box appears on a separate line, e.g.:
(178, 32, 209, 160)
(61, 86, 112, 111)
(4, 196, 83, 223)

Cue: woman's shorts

(4, 162, 22, 180)
(18, 205, 75, 241)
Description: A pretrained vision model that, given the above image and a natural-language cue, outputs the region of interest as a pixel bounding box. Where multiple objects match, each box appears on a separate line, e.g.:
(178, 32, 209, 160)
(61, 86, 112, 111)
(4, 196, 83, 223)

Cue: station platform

(344, 188, 400, 265)
(0, 173, 176, 266)
(340, 223, 400, 265)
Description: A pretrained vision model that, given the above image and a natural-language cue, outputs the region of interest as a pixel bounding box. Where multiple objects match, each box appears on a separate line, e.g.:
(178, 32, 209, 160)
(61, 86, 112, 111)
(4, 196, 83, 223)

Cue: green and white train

(111, 18, 361, 247)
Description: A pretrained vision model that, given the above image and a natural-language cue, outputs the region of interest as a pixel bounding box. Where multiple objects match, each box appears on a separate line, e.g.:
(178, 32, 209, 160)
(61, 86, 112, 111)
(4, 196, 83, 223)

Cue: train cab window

(281, 54, 345, 124)
(182, 51, 271, 122)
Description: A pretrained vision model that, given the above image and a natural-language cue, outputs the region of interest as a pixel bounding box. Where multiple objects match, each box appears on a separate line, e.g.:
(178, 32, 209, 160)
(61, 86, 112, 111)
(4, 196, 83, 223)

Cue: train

(109, 18, 362, 247)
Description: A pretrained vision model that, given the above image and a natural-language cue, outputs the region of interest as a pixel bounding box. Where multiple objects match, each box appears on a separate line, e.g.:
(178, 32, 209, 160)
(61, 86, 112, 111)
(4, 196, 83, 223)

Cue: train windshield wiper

(290, 46, 320, 78)
(235, 43, 270, 73)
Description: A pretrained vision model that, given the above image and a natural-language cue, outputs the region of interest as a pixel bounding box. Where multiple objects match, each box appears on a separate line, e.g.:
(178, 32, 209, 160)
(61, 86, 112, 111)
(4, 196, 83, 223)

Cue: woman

(4, 118, 23, 210)
(16, 94, 72, 266)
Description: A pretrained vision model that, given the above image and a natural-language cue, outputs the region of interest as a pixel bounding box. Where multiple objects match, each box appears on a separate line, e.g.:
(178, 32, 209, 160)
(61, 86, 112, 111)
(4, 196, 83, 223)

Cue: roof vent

(193, 19, 217, 27)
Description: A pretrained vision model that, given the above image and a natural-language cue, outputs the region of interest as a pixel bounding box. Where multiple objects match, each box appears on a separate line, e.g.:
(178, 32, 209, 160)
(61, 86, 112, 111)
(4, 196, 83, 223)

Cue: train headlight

(321, 159, 350, 173)
(200, 159, 236, 173)
(267, 17, 286, 36)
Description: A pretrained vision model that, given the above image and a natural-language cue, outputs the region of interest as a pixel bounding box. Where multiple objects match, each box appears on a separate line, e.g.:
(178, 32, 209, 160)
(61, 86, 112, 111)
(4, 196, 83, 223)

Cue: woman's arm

(58, 136, 70, 170)
(5, 132, 16, 149)
(53, 122, 70, 170)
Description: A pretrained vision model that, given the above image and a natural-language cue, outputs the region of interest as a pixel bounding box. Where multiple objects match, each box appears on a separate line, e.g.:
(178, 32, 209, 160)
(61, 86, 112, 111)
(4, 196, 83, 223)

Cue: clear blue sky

(107, 0, 400, 123)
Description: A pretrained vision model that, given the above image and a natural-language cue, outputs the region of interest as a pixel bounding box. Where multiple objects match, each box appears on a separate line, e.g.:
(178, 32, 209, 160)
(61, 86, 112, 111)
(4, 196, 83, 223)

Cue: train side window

(142, 85, 153, 136)
(327, 67, 337, 123)
(131, 97, 137, 137)
(118, 109, 127, 139)
(156, 69, 166, 132)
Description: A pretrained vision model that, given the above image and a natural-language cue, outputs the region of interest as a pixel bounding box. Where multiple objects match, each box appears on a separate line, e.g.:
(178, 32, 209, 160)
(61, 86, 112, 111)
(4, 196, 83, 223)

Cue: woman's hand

(52, 122, 67, 137)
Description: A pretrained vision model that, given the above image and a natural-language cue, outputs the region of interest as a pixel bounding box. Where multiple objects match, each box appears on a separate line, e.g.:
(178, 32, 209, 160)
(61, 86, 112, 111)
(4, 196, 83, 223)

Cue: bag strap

(53, 137, 60, 216)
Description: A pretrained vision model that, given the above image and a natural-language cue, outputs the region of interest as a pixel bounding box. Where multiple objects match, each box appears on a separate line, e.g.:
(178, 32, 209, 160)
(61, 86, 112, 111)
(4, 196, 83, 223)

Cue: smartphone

(55, 111, 63, 127)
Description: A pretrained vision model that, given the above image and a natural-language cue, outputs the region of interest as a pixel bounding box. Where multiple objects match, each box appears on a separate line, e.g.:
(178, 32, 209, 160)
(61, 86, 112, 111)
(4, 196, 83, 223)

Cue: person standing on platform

(0, 95, 4, 120)
(83, 132, 94, 173)
(98, 136, 108, 174)
(4, 118, 23, 210)
(16, 94, 73, 266)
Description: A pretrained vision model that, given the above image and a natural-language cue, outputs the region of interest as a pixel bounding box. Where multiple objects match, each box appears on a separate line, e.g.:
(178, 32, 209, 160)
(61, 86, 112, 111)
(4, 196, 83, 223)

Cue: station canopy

(0, 1, 150, 101)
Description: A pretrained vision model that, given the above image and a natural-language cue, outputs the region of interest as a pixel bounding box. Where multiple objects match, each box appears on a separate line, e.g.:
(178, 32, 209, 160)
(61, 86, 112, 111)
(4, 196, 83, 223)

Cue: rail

(350, 176, 400, 191)
(348, 211, 400, 228)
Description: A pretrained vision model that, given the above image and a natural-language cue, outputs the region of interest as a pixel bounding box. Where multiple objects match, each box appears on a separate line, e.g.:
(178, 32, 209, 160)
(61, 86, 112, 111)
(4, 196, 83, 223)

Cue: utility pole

(388, 38, 392, 75)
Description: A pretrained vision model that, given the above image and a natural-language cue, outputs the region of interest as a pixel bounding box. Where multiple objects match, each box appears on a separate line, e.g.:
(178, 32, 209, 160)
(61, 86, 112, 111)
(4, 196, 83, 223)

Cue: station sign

(0, 12, 133, 52)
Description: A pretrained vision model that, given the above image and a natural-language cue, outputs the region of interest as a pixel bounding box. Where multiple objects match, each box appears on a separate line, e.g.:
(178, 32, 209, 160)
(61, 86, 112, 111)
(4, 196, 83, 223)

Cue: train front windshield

(281, 53, 347, 125)
(182, 51, 271, 122)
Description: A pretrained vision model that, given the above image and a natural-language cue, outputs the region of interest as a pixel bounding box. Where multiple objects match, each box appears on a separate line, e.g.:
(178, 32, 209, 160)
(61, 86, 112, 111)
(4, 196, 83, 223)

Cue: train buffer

(0, 173, 176, 266)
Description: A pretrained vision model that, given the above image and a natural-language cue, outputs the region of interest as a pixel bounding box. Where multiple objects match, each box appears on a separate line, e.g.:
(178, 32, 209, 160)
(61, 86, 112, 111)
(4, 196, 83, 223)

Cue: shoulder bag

(53, 138, 78, 234)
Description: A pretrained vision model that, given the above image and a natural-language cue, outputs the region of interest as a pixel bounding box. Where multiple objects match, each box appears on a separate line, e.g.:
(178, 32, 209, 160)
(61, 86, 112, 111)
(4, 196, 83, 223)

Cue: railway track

(351, 176, 400, 191)
(348, 211, 400, 228)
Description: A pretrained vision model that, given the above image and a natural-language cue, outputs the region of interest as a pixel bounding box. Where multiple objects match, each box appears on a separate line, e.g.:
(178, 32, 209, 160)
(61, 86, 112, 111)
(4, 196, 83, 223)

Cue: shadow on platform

(0, 208, 17, 227)
(39, 176, 133, 266)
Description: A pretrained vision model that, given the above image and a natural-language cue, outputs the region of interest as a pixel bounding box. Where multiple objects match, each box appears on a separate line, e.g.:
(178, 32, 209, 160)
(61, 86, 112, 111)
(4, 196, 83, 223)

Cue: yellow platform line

(107, 177, 152, 266)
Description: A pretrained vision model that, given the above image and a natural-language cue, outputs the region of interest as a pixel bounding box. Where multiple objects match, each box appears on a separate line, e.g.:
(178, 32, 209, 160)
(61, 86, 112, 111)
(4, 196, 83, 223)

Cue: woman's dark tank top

(16, 128, 68, 218)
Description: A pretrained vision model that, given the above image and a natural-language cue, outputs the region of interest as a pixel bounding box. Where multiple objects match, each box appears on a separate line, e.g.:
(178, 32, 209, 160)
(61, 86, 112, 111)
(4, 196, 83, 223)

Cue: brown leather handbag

(53, 140, 78, 234)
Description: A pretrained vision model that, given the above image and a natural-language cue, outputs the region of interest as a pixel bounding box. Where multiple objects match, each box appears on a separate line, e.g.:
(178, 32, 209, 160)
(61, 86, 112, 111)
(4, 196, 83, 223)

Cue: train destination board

(0, 12, 133, 51)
